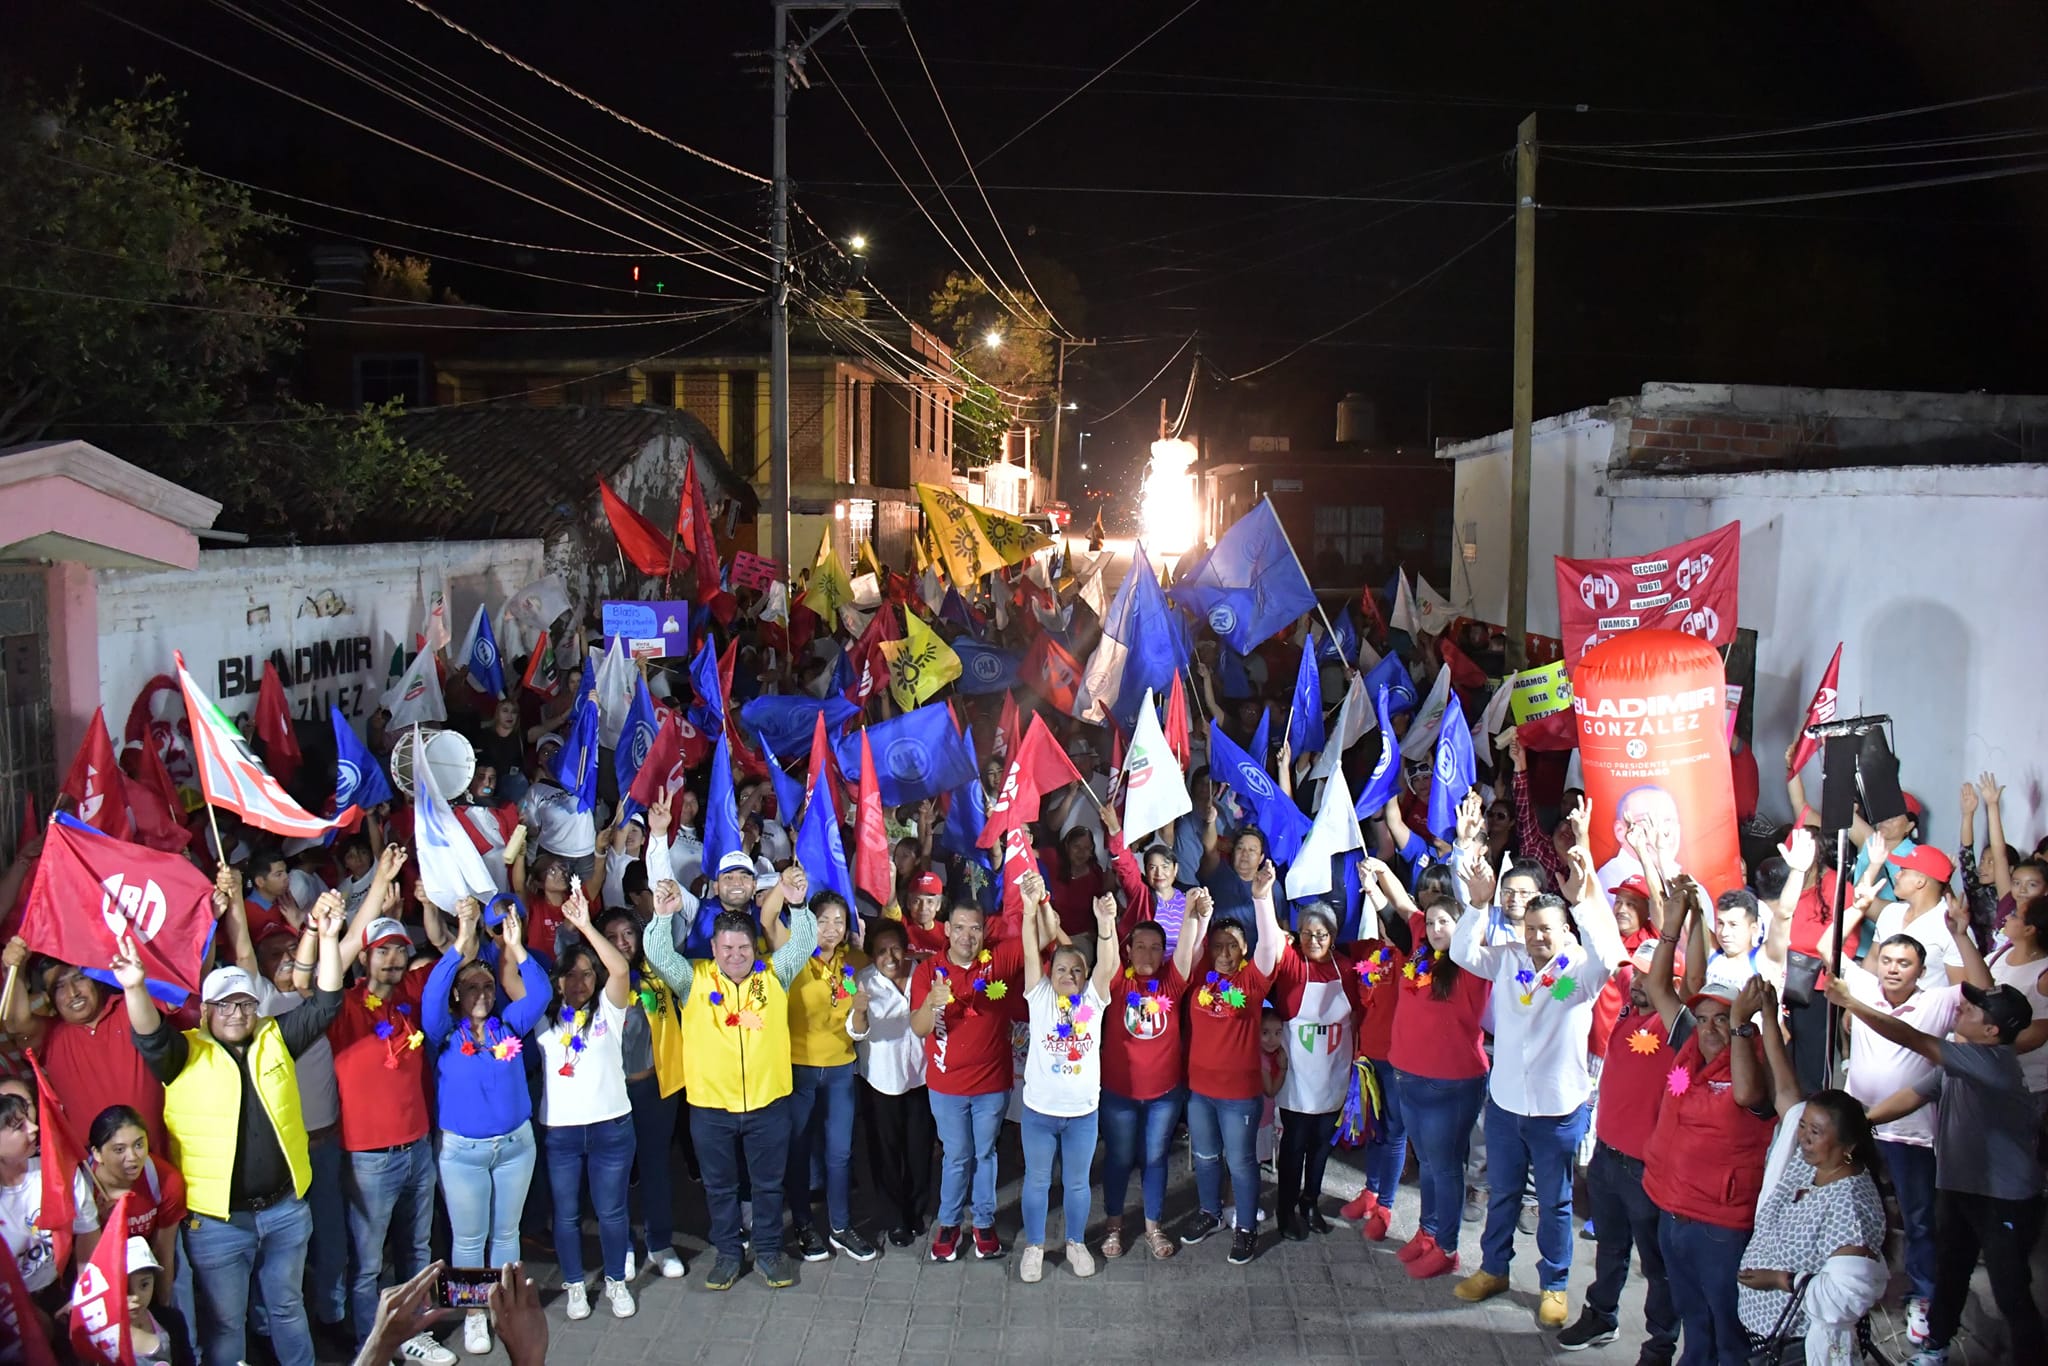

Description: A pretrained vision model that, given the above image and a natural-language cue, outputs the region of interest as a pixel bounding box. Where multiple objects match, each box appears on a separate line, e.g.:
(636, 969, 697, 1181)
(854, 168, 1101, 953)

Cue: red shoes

(1396, 1231, 1433, 1263)
(1361, 1204, 1393, 1241)
(1405, 1235, 1459, 1280)
(1339, 1189, 1380, 1222)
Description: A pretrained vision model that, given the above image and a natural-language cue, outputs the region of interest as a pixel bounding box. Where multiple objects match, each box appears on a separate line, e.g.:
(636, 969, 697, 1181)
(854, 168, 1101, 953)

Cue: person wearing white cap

(123, 895, 346, 1366)
(72, 1236, 173, 1366)
(518, 731, 597, 882)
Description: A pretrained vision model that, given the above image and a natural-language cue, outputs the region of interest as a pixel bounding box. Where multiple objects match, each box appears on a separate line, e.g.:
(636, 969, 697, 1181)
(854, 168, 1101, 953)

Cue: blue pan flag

(701, 730, 744, 877)
(331, 706, 394, 816)
(1425, 693, 1475, 842)
(1364, 650, 1418, 716)
(1206, 719, 1311, 864)
(1352, 688, 1404, 820)
(739, 694, 860, 760)
(549, 691, 600, 813)
(613, 677, 659, 813)
(465, 610, 506, 698)
(835, 703, 977, 807)
(796, 763, 855, 908)
(953, 639, 1022, 696)
(1287, 632, 1326, 760)
(1169, 500, 1317, 652)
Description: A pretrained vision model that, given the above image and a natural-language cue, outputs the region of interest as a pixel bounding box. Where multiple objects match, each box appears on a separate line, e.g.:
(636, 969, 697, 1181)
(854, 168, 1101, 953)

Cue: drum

(388, 724, 477, 802)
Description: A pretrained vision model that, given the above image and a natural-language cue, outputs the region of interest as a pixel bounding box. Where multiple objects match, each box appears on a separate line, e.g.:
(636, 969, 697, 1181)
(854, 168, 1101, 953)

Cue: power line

(1546, 159, 2048, 212)
(394, 0, 769, 185)
(1547, 144, 2048, 176)
(1222, 216, 1512, 381)
(1555, 127, 2048, 162)
(1087, 334, 1196, 423)
(804, 178, 1511, 206)
(1549, 82, 2048, 152)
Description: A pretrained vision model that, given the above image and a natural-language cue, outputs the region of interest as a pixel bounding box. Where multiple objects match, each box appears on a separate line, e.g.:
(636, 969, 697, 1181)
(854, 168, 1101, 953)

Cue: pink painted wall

(45, 562, 99, 765)
(0, 476, 204, 573)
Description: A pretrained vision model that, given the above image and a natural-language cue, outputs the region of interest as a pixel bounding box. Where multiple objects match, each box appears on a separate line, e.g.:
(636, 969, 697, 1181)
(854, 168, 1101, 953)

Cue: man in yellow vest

(643, 876, 817, 1292)
(124, 892, 346, 1366)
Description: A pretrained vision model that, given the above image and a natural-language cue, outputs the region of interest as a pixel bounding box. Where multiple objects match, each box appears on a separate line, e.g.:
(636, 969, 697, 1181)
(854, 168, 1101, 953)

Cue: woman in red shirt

(87, 1105, 184, 1309)
(1037, 826, 1113, 938)
(1388, 900, 1492, 1279)
(1097, 890, 1209, 1260)
(1177, 862, 1284, 1266)
(1337, 860, 1421, 1241)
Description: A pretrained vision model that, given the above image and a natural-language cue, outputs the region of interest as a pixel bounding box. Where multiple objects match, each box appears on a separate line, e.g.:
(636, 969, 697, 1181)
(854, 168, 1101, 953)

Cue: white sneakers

(1066, 1241, 1096, 1278)
(1906, 1297, 1931, 1346)
(604, 1278, 636, 1319)
(620, 1250, 636, 1282)
(1019, 1246, 1045, 1283)
(649, 1249, 686, 1279)
(563, 1282, 590, 1321)
(397, 1332, 456, 1366)
(461, 1312, 490, 1357)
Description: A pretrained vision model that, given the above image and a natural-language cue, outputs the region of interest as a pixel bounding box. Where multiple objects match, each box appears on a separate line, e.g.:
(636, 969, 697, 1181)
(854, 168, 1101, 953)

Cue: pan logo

(1208, 604, 1239, 636)
(887, 740, 932, 783)
(969, 652, 1004, 682)
(1236, 761, 1274, 799)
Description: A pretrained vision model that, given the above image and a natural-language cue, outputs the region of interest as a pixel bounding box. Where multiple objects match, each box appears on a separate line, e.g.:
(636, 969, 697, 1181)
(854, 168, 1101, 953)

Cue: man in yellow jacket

(644, 875, 816, 1293)
(125, 892, 346, 1366)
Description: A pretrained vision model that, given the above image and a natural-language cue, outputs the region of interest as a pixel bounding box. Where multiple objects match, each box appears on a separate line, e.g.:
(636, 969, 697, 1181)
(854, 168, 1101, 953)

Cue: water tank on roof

(1336, 393, 1378, 445)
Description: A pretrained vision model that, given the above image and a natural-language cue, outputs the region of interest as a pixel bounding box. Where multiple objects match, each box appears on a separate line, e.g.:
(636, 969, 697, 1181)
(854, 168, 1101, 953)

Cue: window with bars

(1312, 505, 1383, 567)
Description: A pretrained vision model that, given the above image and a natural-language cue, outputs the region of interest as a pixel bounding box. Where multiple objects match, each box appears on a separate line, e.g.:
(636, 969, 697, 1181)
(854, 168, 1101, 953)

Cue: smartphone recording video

(439, 1267, 496, 1310)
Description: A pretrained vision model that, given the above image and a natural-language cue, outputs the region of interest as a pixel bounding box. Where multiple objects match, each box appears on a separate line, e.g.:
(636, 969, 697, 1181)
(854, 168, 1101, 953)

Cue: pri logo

(1625, 738, 1649, 760)
(1207, 603, 1239, 637)
(100, 872, 169, 945)
(1812, 686, 1838, 725)
(1675, 552, 1714, 593)
(1678, 606, 1721, 639)
(1579, 573, 1621, 611)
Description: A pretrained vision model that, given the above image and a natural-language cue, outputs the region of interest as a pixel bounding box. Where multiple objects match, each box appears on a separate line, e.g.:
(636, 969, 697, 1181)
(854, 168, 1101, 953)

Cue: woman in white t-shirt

(0, 1088, 99, 1305)
(531, 880, 638, 1323)
(1016, 879, 1120, 1285)
(1988, 896, 2048, 1094)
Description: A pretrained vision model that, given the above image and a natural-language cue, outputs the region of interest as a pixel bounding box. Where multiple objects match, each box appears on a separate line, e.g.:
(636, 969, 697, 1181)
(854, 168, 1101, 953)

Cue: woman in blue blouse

(422, 897, 551, 1356)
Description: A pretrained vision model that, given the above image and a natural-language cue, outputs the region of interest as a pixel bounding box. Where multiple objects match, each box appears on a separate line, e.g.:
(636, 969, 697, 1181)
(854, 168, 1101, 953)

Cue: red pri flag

(670, 459, 702, 577)
(1163, 672, 1191, 770)
(1439, 636, 1488, 695)
(804, 714, 842, 823)
(627, 712, 711, 810)
(1357, 582, 1388, 642)
(20, 815, 217, 997)
(1024, 634, 1084, 715)
(598, 477, 672, 577)
(25, 1050, 90, 1281)
(68, 1191, 138, 1366)
(996, 692, 1022, 766)
(977, 715, 1084, 849)
(686, 467, 722, 604)
(120, 736, 191, 855)
(0, 1234, 59, 1366)
(845, 605, 902, 709)
(853, 731, 893, 905)
(253, 662, 302, 788)
(1787, 643, 1843, 774)
(59, 709, 130, 838)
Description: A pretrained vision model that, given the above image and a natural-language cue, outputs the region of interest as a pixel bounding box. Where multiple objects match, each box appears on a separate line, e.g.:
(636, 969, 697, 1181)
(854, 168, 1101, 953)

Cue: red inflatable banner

(1574, 629, 1745, 902)
(1554, 522, 1740, 663)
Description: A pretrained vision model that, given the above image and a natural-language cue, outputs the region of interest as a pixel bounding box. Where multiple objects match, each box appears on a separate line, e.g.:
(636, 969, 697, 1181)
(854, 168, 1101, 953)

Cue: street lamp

(1078, 430, 1091, 470)
(1062, 401, 1078, 411)
(983, 329, 1004, 350)
(847, 233, 868, 253)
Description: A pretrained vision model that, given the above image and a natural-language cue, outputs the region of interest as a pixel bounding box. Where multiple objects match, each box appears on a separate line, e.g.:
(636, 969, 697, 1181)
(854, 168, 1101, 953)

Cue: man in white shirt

(1450, 843, 1623, 1331)
(1873, 844, 1966, 985)
(521, 734, 597, 881)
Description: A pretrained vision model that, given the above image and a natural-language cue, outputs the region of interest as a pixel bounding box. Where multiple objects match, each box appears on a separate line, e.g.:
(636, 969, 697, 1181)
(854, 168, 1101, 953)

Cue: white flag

(1072, 551, 1109, 619)
(1356, 634, 1382, 671)
(1075, 635, 1129, 726)
(1122, 688, 1192, 843)
(1400, 663, 1453, 763)
(1285, 761, 1364, 901)
(503, 575, 572, 636)
(1476, 678, 1516, 748)
(1414, 574, 1455, 637)
(411, 727, 499, 910)
(917, 566, 945, 615)
(422, 570, 454, 655)
(383, 644, 446, 728)
(849, 572, 882, 609)
(1311, 673, 1368, 782)
(758, 580, 789, 625)
(594, 636, 635, 749)
(1389, 570, 1421, 636)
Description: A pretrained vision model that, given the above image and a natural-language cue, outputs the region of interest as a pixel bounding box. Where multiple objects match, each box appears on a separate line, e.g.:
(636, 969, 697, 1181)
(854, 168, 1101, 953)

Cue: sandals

(1143, 1226, 1177, 1260)
(1100, 1219, 1124, 1260)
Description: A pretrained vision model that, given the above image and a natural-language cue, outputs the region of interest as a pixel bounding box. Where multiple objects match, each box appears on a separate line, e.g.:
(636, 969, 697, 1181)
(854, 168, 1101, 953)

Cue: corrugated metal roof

(386, 404, 754, 540)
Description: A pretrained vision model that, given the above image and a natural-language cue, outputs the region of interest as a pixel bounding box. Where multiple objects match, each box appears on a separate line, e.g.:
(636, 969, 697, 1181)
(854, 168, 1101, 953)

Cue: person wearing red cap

(1871, 837, 1970, 986)
(896, 871, 949, 957)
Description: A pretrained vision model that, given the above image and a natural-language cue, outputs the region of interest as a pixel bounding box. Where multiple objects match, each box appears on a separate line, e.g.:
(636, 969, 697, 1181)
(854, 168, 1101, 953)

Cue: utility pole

(1046, 335, 1093, 506)
(766, 1, 894, 568)
(1505, 112, 1538, 671)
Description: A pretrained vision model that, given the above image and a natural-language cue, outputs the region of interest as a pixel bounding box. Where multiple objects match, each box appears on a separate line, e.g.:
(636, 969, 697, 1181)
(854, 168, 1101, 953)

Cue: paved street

(432, 1127, 1739, 1366)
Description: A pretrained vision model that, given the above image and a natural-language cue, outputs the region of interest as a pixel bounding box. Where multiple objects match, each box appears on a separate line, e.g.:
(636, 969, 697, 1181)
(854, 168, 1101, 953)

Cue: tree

(928, 271, 1057, 396)
(0, 85, 463, 535)
(952, 377, 1009, 468)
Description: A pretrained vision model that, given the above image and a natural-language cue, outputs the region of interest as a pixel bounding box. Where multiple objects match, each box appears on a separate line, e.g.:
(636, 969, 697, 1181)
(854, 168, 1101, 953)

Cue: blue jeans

(1365, 1058, 1408, 1203)
(1099, 1087, 1185, 1223)
(1878, 1139, 1937, 1302)
(929, 1089, 1006, 1230)
(438, 1123, 537, 1269)
(1479, 1097, 1589, 1290)
(304, 1133, 346, 1326)
(1020, 1106, 1099, 1247)
(691, 1098, 790, 1260)
(626, 1075, 680, 1248)
(345, 1137, 436, 1343)
(786, 1062, 857, 1232)
(184, 1197, 314, 1366)
(1585, 1142, 1678, 1360)
(1658, 1210, 1751, 1366)
(1187, 1091, 1262, 1230)
(545, 1113, 636, 1283)
(1396, 1070, 1486, 1253)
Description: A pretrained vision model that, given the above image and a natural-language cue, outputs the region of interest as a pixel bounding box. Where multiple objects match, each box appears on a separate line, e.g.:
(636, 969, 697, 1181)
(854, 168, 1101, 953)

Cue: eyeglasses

(208, 999, 257, 1018)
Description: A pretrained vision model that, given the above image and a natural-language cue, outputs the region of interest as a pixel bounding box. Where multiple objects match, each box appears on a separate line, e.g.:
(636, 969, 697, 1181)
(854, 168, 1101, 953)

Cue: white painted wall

(1442, 409, 1616, 636)
(1604, 465, 2048, 844)
(96, 539, 544, 730)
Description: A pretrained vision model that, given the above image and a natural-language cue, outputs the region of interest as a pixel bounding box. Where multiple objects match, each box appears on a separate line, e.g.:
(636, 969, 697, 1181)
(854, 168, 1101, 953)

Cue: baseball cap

(363, 917, 411, 951)
(535, 732, 566, 753)
(201, 966, 260, 1005)
(1685, 983, 1740, 1010)
(1901, 792, 1923, 820)
(911, 871, 945, 897)
(1960, 982, 2033, 1044)
(484, 894, 521, 930)
(1887, 845, 1954, 884)
(74, 1239, 160, 1306)
(1614, 876, 1652, 902)
(717, 850, 757, 877)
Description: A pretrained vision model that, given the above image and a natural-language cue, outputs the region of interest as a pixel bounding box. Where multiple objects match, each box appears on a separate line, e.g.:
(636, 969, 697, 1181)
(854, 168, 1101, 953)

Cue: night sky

(14, 1, 2048, 488)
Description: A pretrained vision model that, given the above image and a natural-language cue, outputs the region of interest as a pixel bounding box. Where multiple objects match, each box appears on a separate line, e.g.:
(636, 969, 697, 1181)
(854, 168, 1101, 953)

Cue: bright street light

(983, 329, 1004, 349)
(847, 234, 868, 252)
(1062, 402, 1078, 411)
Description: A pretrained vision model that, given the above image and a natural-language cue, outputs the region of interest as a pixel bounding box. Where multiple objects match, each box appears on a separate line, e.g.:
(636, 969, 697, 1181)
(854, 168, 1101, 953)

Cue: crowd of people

(0, 541, 2044, 1366)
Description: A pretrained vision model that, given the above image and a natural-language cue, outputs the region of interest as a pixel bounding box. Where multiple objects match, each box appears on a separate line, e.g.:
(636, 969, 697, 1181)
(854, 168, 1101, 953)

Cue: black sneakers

(1180, 1210, 1223, 1245)
(791, 1226, 832, 1263)
(1556, 1308, 1619, 1351)
(1227, 1229, 1258, 1265)
(829, 1226, 879, 1262)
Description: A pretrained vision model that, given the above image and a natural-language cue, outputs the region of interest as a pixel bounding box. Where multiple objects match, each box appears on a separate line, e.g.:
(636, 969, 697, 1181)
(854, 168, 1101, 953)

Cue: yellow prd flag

(907, 526, 930, 577)
(802, 532, 855, 619)
(971, 504, 1054, 566)
(915, 483, 1005, 586)
(855, 537, 885, 582)
(880, 611, 961, 708)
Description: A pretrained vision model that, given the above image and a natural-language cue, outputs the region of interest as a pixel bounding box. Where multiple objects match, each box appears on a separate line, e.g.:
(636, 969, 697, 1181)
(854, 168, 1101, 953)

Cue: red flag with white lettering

(68, 1191, 136, 1366)
(977, 716, 1084, 849)
(26, 1049, 90, 1284)
(20, 815, 216, 997)
(59, 709, 130, 839)
(854, 731, 893, 906)
(1788, 643, 1843, 774)
(1163, 672, 1191, 770)
(0, 1234, 59, 1366)
(253, 663, 302, 788)
(1553, 522, 1740, 663)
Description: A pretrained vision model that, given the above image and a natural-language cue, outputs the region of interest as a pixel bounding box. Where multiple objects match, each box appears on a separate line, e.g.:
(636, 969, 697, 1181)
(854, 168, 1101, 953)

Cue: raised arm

(759, 864, 807, 952)
(1681, 878, 1709, 997)
(1449, 891, 1507, 978)
(1763, 827, 1816, 970)
(1509, 735, 1567, 890)
(643, 880, 695, 1004)
(1825, 975, 1943, 1064)
(1943, 892, 1992, 987)
(769, 903, 819, 989)
(1645, 878, 1690, 1031)
(562, 881, 632, 1009)
(1089, 893, 1121, 1000)
(1980, 772, 2014, 900)
(1752, 978, 1803, 1117)
(1565, 846, 1626, 970)
(1727, 977, 1773, 1110)
(1021, 871, 1047, 992)
(1173, 888, 1213, 981)
(339, 844, 408, 963)
(1250, 860, 1282, 976)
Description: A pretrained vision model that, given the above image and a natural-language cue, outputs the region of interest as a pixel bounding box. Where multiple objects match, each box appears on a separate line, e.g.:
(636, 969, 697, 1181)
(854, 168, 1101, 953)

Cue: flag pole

(1260, 494, 1353, 677)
